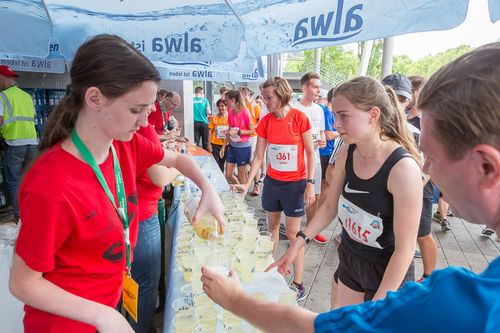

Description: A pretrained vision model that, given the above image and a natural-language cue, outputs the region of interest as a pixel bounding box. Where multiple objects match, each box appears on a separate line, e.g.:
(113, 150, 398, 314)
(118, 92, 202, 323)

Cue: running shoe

(441, 219, 451, 232)
(416, 275, 429, 283)
(481, 227, 495, 236)
(414, 249, 422, 258)
(313, 233, 328, 244)
(432, 212, 443, 223)
(290, 282, 307, 302)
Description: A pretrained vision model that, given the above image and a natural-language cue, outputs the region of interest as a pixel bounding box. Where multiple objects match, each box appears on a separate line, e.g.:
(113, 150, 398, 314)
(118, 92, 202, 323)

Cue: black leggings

(210, 143, 226, 172)
(194, 121, 209, 150)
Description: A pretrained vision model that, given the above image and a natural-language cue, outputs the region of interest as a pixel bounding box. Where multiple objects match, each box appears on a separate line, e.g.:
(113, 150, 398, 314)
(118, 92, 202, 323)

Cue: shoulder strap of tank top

(380, 147, 413, 174)
(344, 144, 356, 173)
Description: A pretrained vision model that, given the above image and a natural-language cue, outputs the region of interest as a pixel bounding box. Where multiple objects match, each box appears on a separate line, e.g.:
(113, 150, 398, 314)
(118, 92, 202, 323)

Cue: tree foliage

(284, 43, 474, 84)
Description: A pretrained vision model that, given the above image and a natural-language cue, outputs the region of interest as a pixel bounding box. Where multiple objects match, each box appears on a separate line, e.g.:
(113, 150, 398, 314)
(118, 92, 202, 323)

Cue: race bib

(216, 125, 229, 139)
(338, 195, 384, 249)
(268, 144, 298, 172)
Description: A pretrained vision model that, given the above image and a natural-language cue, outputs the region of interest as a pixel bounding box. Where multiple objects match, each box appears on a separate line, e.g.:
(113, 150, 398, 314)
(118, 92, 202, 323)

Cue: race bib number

(268, 144, 298, 172)
(338, 195, 384, 249)
(216, 125, 229, 139)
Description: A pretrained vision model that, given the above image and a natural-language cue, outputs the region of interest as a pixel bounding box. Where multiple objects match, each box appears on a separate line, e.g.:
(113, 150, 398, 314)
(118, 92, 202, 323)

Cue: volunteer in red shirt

(234, 76, 315, 301)
(130, 122, 180, 333)
(9, 34, 224, 333)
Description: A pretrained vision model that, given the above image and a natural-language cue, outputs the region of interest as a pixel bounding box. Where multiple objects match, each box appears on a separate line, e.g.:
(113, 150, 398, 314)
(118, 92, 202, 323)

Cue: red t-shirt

(136, 124, 164, 221)
(16, 134, 164, 333)
(148, 101, 170, 136)
(256, 108, 311, 181)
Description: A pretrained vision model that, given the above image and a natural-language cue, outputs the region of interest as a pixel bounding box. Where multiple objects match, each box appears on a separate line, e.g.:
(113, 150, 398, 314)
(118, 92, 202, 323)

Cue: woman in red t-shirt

(234, 77, 316, 301)
(9, 35, 224, 333)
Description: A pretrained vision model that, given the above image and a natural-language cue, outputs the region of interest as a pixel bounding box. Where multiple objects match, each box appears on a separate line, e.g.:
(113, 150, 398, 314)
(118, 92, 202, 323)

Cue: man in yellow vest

(0, 65, 38, 222)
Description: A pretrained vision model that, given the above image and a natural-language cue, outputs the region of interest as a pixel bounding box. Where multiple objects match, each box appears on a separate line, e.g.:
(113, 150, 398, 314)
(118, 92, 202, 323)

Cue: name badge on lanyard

(268, 143, 298, 172)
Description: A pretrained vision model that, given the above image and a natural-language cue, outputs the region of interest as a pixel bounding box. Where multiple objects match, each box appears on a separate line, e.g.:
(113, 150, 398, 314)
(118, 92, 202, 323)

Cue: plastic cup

(180, 283, 194, 300)
(172, 297, 194, 314)
(183, 255, 200, 282)
(196, 305, 218, 331)
(223, 310, 242, 330)
(172, 311, 197, 333)
(194, 292, 214, 308)
(237, 253, 256, 282)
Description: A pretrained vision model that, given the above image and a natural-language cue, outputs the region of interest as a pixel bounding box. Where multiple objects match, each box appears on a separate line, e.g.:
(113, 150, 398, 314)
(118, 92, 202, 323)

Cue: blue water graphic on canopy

(489, 0, 500, 22)
(0, 0, 472, 62)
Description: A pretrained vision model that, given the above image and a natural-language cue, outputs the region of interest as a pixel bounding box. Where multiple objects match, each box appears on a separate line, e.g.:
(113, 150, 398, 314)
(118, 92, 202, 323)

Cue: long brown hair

(225, 90, 245, 110)
(40, 34, 160, 150)
(333, 76, 421, 164)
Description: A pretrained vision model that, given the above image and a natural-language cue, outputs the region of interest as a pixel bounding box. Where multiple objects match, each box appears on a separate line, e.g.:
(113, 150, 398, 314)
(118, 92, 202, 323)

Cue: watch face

(307, 179, 315, 184)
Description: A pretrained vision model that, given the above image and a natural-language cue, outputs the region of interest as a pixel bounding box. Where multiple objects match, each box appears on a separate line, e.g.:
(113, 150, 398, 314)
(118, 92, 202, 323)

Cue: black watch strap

(296, 231, 310, 244)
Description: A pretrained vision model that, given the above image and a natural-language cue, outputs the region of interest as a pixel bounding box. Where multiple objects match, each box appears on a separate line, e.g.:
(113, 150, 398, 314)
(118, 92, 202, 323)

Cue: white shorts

(313, 161, 322, 194)
(250, 136, 257, 159)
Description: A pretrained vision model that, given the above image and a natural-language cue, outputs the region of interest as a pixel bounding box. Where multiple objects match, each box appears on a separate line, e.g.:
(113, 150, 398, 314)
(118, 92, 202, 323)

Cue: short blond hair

(261, 77, 293, 107)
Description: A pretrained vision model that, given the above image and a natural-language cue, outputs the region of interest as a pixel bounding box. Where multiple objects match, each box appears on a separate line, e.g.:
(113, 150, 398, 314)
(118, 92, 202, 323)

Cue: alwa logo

(241, 68, 260, 81)
(292, 0, 363, 47)
(152, 33, 202, 54)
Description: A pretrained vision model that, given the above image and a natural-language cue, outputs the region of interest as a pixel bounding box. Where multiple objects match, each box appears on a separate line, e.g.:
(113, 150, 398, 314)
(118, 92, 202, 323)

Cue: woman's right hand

(231, 183, 250, 195)
(219, 147, 225, 158)
(265, 241, 301, 276)
(95, 307, 134, 333)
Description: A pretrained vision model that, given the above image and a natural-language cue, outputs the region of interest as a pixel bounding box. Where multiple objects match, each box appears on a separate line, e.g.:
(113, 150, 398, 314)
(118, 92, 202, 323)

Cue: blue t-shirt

(193, 96, 209, 124)
(319, 104, 336, 157)
(315, 257, 500, 333)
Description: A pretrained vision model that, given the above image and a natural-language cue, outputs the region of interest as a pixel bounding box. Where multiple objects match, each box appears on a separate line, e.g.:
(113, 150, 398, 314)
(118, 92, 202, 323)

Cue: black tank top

(339, 144, 412, 263)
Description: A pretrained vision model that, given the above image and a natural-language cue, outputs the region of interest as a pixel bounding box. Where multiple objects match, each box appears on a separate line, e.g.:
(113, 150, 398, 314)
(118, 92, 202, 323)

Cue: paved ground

(245, 190, 500, 312)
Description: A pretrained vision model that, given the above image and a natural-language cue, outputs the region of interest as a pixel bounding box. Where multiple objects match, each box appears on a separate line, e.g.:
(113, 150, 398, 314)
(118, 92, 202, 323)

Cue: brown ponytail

(383, 86, 421, 166)
(40, 94, 79, 150)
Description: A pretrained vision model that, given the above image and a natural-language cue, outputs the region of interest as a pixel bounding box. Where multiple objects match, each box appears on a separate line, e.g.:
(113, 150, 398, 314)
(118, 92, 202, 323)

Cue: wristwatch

(306, 178, 315, 184)
(296, 231, 311, 244)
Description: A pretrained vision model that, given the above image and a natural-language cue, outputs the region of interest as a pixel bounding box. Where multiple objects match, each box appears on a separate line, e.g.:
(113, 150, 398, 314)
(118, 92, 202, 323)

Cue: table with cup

(164, 156, 297, 333)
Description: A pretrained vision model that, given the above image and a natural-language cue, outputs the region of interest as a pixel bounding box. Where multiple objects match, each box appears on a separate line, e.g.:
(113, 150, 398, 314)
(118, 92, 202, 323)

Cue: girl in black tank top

(271, 76, 423, 308)
(340, 144, 413, 261)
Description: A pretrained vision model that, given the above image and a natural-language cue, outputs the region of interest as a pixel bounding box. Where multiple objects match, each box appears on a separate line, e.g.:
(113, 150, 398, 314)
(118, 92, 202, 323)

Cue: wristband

(296, 231, 310, 244)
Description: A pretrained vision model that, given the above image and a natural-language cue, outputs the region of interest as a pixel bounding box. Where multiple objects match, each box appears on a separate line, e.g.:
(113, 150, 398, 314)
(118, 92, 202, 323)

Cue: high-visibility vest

(0, 86, 37, 142)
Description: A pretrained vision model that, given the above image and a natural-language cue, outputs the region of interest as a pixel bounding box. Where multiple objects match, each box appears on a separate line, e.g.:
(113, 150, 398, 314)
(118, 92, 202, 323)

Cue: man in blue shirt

(201, 44, 500, 333)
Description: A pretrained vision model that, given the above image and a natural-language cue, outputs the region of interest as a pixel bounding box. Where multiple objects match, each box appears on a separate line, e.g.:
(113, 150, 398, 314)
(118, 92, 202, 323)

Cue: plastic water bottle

(183, 197, 221, 240)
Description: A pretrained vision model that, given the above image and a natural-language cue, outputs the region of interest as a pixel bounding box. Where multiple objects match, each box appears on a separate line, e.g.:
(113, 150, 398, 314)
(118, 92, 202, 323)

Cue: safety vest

(0, 86, 38, 143)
